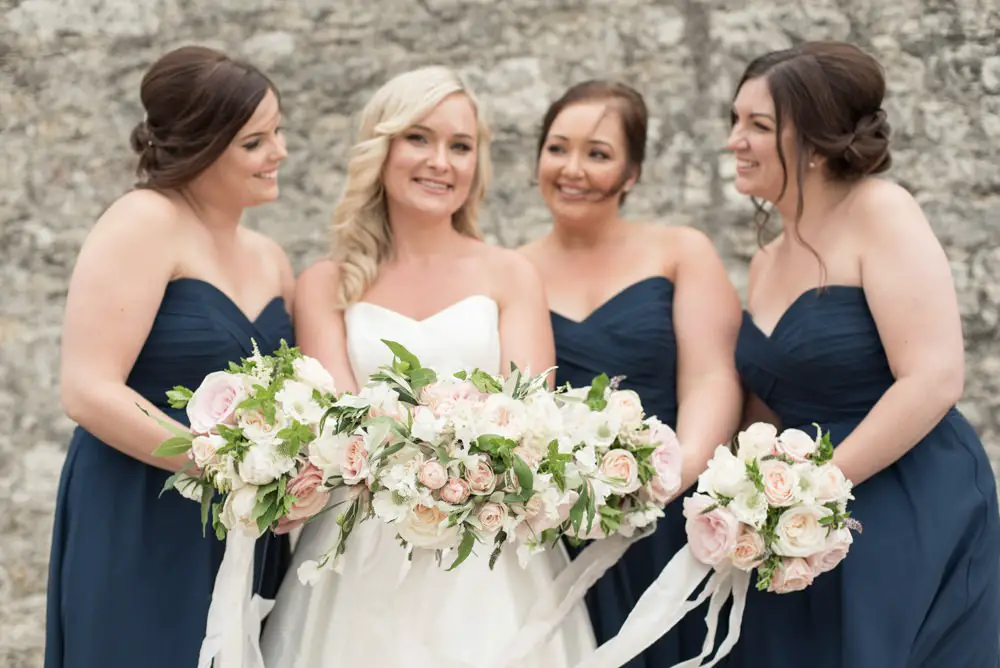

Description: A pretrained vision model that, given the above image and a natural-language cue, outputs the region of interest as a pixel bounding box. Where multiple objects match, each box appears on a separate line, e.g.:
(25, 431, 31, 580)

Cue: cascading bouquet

(568, 421, 861, 668)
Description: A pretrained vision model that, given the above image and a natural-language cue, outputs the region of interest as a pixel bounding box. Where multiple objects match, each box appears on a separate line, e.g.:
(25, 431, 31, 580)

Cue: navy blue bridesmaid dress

(729, 285, 1000, 667)
(45, 278, 293, 668)
(552, 276, 709, 667)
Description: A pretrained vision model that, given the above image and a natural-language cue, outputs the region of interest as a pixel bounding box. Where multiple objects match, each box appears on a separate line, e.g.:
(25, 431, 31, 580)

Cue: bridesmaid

(726, 41, 1000, 666)
(519, 80, 744, 666)
(45, 46, 294, 668)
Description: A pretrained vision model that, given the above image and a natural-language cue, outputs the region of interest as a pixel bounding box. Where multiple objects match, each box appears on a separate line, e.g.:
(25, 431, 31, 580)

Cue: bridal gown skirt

(260, 497, 596, 667)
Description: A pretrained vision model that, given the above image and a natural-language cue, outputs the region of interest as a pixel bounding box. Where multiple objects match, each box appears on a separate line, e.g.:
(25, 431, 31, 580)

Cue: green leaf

(382, 339, 422, 371)
(408, 367, 438, 395)
(153, 435, 194, 458)
(447, 531, 478, 571)
(200, 484, 214, 536)
(512, 455, 534, 497)
(158, 468, 189, 497)
(585, 374, 610, 411)
(136, 403, 195, 440)
(452, 370, 468, 380)
(166, 386, 193, 408)
(469, 369, 503, 394)
(569, 484, 589, 536)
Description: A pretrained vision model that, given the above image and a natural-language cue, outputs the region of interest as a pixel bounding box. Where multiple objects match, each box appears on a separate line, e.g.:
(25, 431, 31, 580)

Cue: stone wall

(2, 1, 998, 665)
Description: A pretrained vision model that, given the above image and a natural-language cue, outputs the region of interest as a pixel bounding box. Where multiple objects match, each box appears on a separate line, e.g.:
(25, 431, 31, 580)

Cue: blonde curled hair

(331, 66, 493, 307)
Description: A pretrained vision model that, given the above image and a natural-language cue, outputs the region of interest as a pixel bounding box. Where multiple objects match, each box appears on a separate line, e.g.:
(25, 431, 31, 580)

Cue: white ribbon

(197, 529, 274, 668)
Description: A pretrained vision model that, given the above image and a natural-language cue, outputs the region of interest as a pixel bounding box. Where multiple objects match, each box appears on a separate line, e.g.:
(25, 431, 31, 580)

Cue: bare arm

(670, 228, 745, 493)
(832, 182, 965, 485)
(495, 250, 557, 387)
(59, 192, 192, 472)
(293, 259, 359, 394)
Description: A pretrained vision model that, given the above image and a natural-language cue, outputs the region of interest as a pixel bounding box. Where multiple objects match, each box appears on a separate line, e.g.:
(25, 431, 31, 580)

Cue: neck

(774, 173, 852, 236)
(551, 212, 627, 251)
(387, 205, 463, 261)
(176, 186, 243, 242)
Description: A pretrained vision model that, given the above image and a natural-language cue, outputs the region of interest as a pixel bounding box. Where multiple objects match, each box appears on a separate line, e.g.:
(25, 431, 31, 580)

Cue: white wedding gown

(260, 295, 596, 667)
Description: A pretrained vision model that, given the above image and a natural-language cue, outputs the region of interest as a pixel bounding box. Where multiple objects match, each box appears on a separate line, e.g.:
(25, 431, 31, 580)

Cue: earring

(809, 161, 816, 169)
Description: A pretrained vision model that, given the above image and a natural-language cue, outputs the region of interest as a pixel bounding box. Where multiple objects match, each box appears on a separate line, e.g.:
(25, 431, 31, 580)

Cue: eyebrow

(411, 124, 475, 141)
(732, 108, 776, 122)
(549, 134, 615, 149)
(238, 114, 283, 141)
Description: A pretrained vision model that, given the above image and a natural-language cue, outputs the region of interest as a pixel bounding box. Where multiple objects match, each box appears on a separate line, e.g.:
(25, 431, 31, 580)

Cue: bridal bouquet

(516, 374, 684, 564)
(685, 422, 858, 593)
(149, 340, 338, 539)
(297, 340, 565, 582)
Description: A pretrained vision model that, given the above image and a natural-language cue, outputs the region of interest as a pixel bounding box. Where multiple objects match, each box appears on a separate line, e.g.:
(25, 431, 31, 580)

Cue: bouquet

(515, 374, 684, 564)
(148, 340, 338, 539)
(685, 421, 858, 593)
(566, 422, 861, 668)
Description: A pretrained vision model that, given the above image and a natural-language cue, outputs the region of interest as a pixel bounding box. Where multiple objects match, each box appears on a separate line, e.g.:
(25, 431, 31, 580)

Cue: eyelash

(545, 145, 611, 160)
(730, 114, 772, 133)
(406, 133, 473, 153)
(243, 126, 284, 150)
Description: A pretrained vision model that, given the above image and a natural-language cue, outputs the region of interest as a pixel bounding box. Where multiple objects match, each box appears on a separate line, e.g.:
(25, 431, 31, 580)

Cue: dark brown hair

(128, 46, 279, 190)
(734, 41, 892, 237)
(536, 80, 647, 205)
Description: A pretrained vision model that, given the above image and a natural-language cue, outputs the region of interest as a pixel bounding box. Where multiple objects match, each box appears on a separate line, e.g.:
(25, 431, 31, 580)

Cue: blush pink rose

(600, 449, 641, 494)
(807, 526, 853, 576)
(439, 478, 471, 505)
(285, 464, 329, 522)
(477, 502, 506, 534)
(420, 379, 486, 417)
(769, 557, 814, 593)
(729, 527, 767, 571)
(187, 371, 248, 434)
(650, 441, 683, 497)
(759, 458, 799, 507)
(342, 436, 369, 485)
(465, 457, 496, 495)
(418, 461, 448, 490)
(683, 494, 740, 567)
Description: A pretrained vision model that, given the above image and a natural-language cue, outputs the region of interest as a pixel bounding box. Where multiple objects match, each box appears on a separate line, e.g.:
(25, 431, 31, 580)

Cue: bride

(259, 66, 595, 667)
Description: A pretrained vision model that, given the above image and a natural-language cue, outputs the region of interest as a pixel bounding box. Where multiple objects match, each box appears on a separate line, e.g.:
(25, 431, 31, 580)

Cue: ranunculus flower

(683, 493, 740, 567)
(187, 371, 248, 434)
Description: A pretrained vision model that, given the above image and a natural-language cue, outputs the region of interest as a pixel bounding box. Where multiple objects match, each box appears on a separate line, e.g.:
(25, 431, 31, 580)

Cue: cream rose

(760, 458, 800, 507)
(440, 478, 471, 505)
(737, 422, 778, 461)
(477, 502, 506, 534)
(683, 493, 741, 567)
(398, 504, 461, 549)
(729, 527, 767, 571)
(600, 449, 641, 494)
(292, 356, 337, 395)
(285, 464, 329, 522)
(187, 371, 248, 434)
(698, 446, 750, 498)
(769, 557, 814, 593)
(191, 433, 225, 469)
(237, 408, 284, 446)
(220, 485, 259, 534)
(775, 427, 819, 463)
(607, 389, 644, 429)
(810, 463, 853, 504)
(773, 505, 832, 558)
(807, 526, 853, 576)
(464, 457, 496, 495)
(418, 461, 448, 490)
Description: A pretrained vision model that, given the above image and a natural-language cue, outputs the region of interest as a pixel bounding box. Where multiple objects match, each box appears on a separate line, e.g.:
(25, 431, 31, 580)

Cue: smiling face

(382, 92, 479, 225)
(726, 76, 803, 206)
(537, 101, 635, 222)
(191, 88, 287, 208)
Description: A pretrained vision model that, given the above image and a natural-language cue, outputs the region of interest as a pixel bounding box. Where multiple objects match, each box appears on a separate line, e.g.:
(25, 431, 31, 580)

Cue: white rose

(809, 463, 854, 504)
(697, 445, 751, 498)
(276, 380, 326, 425)
(475, 393, 528, 441)
(775, 427, 819, 463)
(397, 504, 461, 550)
(729, 487, 769, 529)
(606, 389, 644, 430)
(239, 442, 295, 486)
(292, 356, 337, 395)
(411, 406, 445, 443)
(220, 485, 259, 534)
(237, 409, 285, 446)
(773, 505, 833, 558)
(308, 432, 353, 477)
(736, 422, 778, 462)
(191, 433, 225, 469)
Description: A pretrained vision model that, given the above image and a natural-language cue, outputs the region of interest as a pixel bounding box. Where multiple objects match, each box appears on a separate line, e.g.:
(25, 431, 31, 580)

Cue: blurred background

(2, 0, 999, 665)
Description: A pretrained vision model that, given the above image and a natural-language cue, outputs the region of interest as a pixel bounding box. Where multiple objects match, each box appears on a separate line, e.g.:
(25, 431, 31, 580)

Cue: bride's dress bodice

(345, 295, 501, 382)
(260, 293, 594, 668)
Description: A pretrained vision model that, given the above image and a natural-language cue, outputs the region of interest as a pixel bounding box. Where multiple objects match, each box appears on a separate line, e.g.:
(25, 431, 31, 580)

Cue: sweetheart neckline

(167, 277, 285, 324)
(549, 275, 675, 325)
(347, 294, 498, 324)
(744, 285, 865, 339)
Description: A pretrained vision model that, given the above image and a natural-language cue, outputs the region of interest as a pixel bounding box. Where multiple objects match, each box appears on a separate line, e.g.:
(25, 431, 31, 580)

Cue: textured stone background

(2, 0, 999, 665)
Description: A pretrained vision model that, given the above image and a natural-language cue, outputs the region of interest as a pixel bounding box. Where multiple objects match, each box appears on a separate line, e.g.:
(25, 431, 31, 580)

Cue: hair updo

(128, 45, 279, 190)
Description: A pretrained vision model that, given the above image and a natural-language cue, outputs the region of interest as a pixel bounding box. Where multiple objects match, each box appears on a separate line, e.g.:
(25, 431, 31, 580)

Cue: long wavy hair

(331, 66, 493, 306)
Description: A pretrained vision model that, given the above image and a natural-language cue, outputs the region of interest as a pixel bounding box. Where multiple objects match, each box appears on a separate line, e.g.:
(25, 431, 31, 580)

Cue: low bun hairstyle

(129, 45, 278, 190)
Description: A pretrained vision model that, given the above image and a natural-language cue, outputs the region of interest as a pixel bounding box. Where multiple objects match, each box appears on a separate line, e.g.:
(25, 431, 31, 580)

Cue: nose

(561, 150, 584, 179)
(427, 141, 449, 171)
(271, 133, 288, 161)
(725, 125, 746, 152)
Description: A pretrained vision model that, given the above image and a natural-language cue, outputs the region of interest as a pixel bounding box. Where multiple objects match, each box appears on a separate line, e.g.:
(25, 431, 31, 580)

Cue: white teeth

(558, 185, 587, 195)
(736, 160, 757, 169)
(416, 179, 450, 191)
(255, 171, 277, 180)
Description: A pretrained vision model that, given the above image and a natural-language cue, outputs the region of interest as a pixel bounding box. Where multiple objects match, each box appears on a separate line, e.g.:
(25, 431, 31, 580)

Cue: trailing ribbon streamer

(197, 528, 273, 668)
